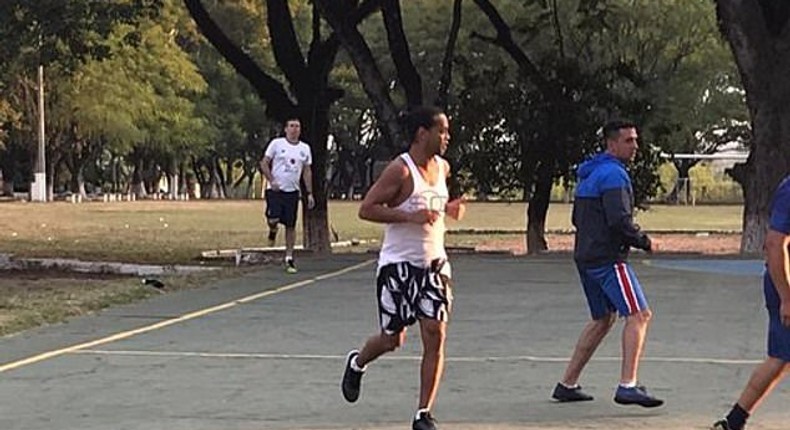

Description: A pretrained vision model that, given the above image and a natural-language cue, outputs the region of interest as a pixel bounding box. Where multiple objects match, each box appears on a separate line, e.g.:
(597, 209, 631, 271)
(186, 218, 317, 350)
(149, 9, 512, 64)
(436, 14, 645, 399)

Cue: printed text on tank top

(389, 154, 445, 210)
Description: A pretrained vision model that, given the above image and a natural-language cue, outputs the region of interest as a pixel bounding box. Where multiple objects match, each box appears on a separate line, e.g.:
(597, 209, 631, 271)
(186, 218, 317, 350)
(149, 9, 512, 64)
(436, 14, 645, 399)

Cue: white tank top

(378, 153, 450, 270)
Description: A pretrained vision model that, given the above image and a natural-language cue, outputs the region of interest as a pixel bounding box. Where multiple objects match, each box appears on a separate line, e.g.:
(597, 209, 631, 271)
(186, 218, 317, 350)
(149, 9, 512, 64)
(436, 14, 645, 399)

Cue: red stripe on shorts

(616, 262, 639, 314)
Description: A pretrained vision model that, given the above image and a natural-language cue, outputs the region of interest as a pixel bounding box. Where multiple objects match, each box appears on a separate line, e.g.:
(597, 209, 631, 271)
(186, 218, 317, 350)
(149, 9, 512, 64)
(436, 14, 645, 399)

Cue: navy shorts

(265, 190, 300, 228)
(577, 261, 649, 319)
(764, 271, 790, 361)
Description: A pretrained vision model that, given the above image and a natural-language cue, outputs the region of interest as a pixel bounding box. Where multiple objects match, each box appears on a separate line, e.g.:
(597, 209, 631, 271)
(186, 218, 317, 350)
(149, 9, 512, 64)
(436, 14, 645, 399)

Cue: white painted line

(71, 349, 764, 366)
(0, 259, 375, 374)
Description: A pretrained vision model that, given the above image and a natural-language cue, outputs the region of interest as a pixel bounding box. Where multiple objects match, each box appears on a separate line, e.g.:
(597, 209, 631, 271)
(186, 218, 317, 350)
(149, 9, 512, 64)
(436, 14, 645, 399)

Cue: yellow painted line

(0, 259, 375, 374)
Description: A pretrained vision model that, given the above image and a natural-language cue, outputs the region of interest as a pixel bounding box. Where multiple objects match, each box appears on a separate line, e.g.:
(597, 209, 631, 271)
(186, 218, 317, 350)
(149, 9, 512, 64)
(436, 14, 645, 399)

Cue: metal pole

(31, 64, 47, 201)
(38, 65, 46, 176)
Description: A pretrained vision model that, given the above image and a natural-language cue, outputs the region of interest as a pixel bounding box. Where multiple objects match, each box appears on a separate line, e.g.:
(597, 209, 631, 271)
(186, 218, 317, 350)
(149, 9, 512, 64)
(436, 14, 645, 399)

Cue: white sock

(415, 408, 429, 420)
(619, 381, 637, 388)
(350, 356, 367, 372)
(560, 382, 579, 389)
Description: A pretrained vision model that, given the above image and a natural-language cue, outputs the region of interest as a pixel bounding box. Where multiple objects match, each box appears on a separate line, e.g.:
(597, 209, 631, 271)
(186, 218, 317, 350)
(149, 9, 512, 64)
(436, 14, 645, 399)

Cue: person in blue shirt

(712, 176, 790, 430)
(551, 120, 663, 408)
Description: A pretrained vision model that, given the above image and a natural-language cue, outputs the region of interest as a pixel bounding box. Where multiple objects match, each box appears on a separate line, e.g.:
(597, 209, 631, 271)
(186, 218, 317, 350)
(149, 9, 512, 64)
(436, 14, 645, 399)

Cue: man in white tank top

(340, 107, 466, 430)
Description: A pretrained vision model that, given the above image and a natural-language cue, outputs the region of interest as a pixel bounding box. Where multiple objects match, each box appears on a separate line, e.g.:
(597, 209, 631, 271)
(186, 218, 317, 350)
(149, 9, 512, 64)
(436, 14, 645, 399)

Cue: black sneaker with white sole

(412, 410, 437, 430)
(341, 350, 363, 402)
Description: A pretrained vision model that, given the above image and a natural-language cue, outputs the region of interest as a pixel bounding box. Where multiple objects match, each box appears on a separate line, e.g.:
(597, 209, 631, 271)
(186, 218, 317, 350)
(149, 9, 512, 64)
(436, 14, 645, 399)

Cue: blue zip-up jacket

(573, 153, 651, 268)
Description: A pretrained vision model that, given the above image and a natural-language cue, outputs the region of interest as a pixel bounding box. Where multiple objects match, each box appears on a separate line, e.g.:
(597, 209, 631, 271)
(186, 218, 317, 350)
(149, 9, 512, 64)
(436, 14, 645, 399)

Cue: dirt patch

(476, 233, 743, 255)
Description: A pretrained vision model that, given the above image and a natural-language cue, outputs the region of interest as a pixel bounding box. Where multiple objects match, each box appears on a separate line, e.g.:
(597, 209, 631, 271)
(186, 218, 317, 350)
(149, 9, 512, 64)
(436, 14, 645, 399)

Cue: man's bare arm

(302, 165, 313, 194)
(766, 229, 790, 301)
(359, 160, 437, 225)
(443, 160, 466, 221)
(260, 156, 275, 184)
(359, 161, 411, 224)
(766, 228, 790, 326)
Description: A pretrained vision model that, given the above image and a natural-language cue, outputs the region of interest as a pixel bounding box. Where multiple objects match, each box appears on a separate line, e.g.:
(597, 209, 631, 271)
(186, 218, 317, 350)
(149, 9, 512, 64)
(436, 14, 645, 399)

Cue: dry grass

(0, 268, 242, 336)
(0, 201, 743, 263)
(0, 273, 150, 336)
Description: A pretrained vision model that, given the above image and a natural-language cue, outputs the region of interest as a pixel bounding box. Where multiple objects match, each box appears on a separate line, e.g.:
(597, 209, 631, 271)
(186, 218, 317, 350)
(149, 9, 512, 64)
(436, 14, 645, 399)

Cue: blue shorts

(764, 272, 790, 361)
(577, 262, 649, 319)
(265, 190, 300, 228)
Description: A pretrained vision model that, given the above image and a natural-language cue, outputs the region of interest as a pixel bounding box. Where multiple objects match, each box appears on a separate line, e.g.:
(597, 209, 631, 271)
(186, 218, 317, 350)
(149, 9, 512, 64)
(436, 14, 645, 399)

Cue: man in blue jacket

(551, 120, 663, 408)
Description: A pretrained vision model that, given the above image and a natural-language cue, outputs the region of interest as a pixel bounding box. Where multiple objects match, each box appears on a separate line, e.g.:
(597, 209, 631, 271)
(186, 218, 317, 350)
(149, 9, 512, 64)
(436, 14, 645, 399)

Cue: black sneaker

(711, 420, 732, 430)
(412, 410, 437, 430)
(341, 350, 363, 402)
(551, 382, 594, 402)
(614, 384, 664, 408)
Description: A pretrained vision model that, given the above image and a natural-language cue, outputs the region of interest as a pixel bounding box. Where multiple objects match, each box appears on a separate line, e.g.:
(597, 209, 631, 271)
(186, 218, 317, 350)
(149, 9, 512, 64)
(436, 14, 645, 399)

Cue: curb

(0, 254, 220, 277)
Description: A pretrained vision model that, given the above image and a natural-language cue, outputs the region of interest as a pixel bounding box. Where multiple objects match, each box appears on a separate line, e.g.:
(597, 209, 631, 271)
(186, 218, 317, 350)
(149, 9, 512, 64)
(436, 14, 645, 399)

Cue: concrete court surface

(0, 253, 789, 430)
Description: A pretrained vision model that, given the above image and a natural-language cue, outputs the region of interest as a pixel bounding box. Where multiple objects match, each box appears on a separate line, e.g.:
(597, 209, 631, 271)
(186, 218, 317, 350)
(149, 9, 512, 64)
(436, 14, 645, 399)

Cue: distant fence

(551, 179, 743, 205)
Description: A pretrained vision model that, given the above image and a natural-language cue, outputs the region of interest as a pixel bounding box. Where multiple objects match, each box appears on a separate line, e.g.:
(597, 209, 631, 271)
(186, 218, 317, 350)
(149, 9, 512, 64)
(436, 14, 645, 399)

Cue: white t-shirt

(264, 137, 312, 192)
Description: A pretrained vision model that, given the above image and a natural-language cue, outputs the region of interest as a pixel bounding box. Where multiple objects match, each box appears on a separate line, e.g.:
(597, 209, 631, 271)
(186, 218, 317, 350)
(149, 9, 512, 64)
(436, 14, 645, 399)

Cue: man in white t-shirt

(259, 116, 315, 273)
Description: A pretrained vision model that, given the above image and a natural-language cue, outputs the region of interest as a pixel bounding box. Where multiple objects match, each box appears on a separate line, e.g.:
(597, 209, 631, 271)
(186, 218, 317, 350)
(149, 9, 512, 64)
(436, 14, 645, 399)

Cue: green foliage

(0, 98, 20, 152)
(593, 0, 749, 156)
(0, 0, 749, 207)
(444, 0, 741, 204)
(50, 14, 209, 160)
(0, 0, 163, 72)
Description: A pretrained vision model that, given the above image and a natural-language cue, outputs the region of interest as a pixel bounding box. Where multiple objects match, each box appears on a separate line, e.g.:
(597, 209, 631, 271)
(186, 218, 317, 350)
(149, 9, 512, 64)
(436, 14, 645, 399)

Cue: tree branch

(472, 0, 553, 94)
(183, 0, 295, 121)
(349, 0, 383, 26)
(381, 0, 422, 106)
(315, 0, 404, 148)
(469, 31, 497, 44)
(715, 0, 772, 95)
(267, 0, 308, 90)
(436, 0, 463, 110)
(551, 0, 565, 58)
(307, 5, 344, 106)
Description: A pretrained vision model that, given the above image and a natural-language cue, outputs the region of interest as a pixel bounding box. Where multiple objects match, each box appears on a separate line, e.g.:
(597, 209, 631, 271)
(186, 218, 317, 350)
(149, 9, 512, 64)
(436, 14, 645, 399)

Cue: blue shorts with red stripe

(576, 261, 648, 319)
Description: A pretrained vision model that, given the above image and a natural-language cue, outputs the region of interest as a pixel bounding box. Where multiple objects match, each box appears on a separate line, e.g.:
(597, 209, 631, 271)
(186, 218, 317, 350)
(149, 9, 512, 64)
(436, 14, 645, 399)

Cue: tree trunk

(70, 165, 87, 198)
(526, 161, 553, 254)
(716, 0, 790, 253)
(206, 157, 225, 199)
(300, 101, 331, 253)
(0, 148, 17, 195)
(178, 161, 187, 195)
(68, 150, 88, 198)
(168, 173, 179, 199)
(738, 112, 790, 253)
(130, 157, 147, 198)
(49, 155, 60, 200)
(435, 0, 463, 110)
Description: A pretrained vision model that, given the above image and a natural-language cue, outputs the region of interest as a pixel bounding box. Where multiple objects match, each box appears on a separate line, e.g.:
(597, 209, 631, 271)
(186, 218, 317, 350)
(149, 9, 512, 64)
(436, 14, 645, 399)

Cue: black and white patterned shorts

(376, 260, 452, 335)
